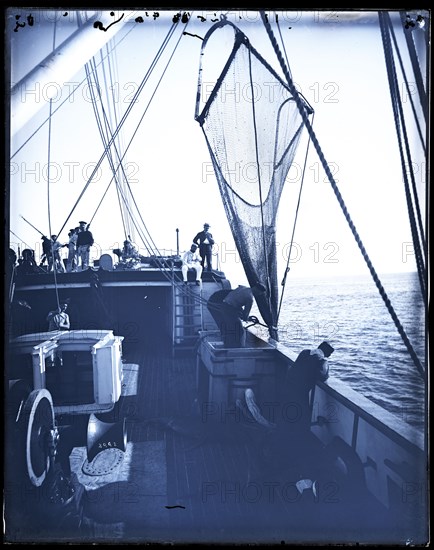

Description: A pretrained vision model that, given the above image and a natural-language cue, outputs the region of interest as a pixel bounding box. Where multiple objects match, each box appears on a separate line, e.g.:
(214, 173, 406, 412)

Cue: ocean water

(269, 271, 427, 431)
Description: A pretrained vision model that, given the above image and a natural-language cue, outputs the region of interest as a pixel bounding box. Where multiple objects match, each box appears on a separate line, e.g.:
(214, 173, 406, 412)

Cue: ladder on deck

(172, 283, 203, 354)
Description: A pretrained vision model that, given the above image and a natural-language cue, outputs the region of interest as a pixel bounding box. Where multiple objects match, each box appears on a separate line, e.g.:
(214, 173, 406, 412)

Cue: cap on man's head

(204, 223, 210, 228)
(79, 221, 87, 225)
(318, 341, 334, 357)
(51, 235, 57, 239)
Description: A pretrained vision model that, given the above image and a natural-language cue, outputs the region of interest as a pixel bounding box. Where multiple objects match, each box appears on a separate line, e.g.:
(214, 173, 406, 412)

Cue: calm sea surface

(270, 271, 426, 431)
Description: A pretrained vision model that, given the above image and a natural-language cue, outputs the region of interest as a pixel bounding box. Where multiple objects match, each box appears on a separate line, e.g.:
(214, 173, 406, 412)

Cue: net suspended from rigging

(195, 17, 313, 340)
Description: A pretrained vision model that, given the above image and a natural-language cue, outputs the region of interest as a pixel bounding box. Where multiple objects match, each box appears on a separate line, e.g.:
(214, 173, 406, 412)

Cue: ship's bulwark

(9, 267, 227, 350)
(10, 270, 174, 349)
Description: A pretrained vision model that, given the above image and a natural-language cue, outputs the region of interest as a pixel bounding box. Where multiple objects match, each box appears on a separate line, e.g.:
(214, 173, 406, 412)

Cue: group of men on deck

(14, 221, 94, 276)
(45, 221, 94, 273)
(64, 221, 94, 272)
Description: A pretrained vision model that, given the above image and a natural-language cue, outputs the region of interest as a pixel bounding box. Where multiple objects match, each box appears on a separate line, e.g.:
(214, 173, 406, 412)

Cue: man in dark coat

(207, 283, 266, 347)
(39, 235, 52, 268)
(284, 341, 334, 435)
(76, 221, 94, 271)
(193, 223, 215, 271)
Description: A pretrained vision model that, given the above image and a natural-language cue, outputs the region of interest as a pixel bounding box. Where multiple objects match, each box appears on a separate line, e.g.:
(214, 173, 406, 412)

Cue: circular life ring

(20, 389, 56, 487)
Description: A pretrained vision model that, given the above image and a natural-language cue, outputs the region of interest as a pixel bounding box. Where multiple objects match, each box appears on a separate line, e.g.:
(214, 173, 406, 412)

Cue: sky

(6, 8, 428, 287)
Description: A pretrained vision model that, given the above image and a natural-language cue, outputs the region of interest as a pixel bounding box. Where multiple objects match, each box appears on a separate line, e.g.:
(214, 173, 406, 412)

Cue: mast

(10, 11, 136, 136)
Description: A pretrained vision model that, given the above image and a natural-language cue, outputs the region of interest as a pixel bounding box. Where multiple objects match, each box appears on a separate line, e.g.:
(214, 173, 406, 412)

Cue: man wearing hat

(282, 341, 334, 436)
(76, 221, 94, 271)
(193, 223, 215, 271)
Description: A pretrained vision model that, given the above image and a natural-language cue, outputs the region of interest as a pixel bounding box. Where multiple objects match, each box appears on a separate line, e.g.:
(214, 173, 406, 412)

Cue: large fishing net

(195, 19, 313, 337)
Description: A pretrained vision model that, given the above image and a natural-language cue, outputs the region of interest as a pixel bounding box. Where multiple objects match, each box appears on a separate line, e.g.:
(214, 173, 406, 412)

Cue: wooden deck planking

(95, 345, 325, 540)
(48, 341, 409, 543)
(118, 346, 280, 538)
(135, 349, 302, 540)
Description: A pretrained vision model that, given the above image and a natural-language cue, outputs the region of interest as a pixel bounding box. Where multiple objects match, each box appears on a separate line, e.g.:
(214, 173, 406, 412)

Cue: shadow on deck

(76, 342, 414, 545)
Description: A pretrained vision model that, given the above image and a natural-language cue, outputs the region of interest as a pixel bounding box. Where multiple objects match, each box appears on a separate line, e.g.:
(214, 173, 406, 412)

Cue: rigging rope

(56, 21, 179, 237)
(86, 23, 180, 238)
(97, 51, 129, 235)
(274, 9, 317, 326)
(76, 16, 210, 308)
(106, 61, 219, 305)
(260, 11, 425, 379)
(386, 14, 426, 262)
(275, 12, 292, 81)
(387, 20, 427, 274)
(84, 58, 129, 238)
(98, 45, 133, 238)
(88, 21, 198, 262)
(58, 18, 186, 240)
(247, 46, 273, 320)
(105, 42, 133, 240)
(390, 21, 426, 154)
(46, 22, 60, 309)
(399, 11, 428, 123)
(277, 112, 315, 322)
(379, 12, 426, 302)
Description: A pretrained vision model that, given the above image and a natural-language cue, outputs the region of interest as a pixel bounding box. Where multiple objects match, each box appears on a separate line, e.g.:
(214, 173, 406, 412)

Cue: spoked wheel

(6, 387, 85, 537)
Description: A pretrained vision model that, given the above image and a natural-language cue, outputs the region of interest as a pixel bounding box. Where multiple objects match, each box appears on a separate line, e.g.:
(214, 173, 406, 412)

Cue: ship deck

(4, 317, 426, 545)
(32, 337, 414, 545)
